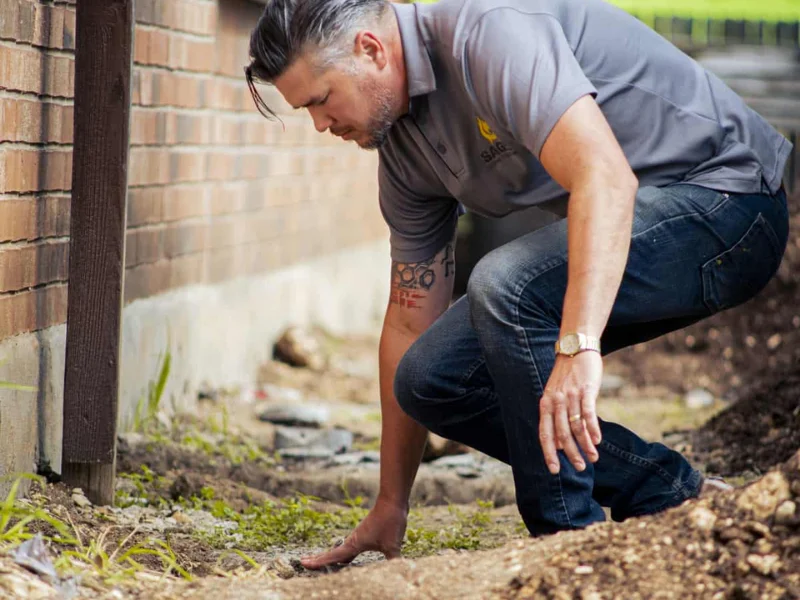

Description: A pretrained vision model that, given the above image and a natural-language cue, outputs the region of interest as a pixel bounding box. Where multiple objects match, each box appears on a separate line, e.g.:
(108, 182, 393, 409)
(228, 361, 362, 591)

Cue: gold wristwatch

(555, 332, 601, 357)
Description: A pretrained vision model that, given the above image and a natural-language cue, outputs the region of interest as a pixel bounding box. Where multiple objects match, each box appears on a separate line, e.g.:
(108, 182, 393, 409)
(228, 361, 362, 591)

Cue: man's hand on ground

(539, 351, 603, 474)
(299, 498, 408, 570)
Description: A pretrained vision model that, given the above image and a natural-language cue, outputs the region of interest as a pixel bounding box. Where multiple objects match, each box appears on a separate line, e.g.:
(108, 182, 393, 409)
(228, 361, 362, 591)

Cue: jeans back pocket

(701, 213, 783, 313)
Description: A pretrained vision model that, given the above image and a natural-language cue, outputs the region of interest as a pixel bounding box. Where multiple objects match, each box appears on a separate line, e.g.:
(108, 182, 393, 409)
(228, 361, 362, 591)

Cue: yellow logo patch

(476, 117, 498, 144)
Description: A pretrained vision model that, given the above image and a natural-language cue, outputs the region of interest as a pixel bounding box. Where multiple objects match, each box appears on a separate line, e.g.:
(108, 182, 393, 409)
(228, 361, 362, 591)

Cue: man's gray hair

(246, 0, 391, 119)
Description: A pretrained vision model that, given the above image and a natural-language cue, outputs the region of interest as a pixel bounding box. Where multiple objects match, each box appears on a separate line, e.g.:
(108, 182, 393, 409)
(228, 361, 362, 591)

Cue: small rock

(271, 556, 296, 579)
(277, 447, 335, 460)
(766, 334, 782, 351)
(774, 500, 797, 525)
(455, 467, 481, 478)
(736, 472, 791, 520)
(273, 326, 324, 370)
(746, 553, 781, 576)
(71, 492, 92, 509)
(258, 403, 330, 427)
(684, 388, 714, 409)
(274, 427, 353, 453)
(430, 454, 478, 469)
(791, 480, 800, 497)
(170, 472, 208, 501)
(688, 506, 717, 532)
(328, 451, 381, 466)
(172, 512, 192, 525)
(574, 565, 594, 575)
(599, 374, 626, 396)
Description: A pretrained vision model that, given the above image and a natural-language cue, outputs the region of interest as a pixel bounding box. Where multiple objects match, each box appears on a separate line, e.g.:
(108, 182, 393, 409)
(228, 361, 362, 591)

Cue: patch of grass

(132, 348, 172, 435)
(0, 475, 193, 589)
(116, 465, 171, 509)
(402, 499, 495, 558)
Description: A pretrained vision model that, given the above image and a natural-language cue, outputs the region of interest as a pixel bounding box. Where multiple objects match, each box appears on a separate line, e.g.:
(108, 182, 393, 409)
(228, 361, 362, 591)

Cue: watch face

(560, 334, 580, 354)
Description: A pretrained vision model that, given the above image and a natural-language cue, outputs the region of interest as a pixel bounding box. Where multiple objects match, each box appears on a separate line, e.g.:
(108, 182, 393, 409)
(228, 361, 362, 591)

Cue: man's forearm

(375, 320, 429, 511)
(560, 176, 637, 338)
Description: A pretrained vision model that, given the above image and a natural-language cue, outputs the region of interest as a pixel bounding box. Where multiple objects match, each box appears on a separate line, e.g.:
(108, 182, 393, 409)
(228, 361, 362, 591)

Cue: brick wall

(0, 0, 386, 341)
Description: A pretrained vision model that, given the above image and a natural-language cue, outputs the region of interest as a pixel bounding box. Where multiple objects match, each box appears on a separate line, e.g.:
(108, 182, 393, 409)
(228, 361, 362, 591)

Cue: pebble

(688, 507, 717, 532)
(684, 388, 714, 409)
(574, 565, 594, 575)
(746, 553, 781, 576)
(774, 500, 797, 525)
(172, 512, 193, 525)
(430, 454, 478, 469)
(71, 492, 92, 509)
(271, 556, 296, 579)
(767, 334, 782, 350)
(736, 472, 791, 520)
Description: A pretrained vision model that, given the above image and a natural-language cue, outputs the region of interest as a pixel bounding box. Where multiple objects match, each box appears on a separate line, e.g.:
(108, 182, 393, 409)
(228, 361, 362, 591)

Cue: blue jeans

(395, 182, 789, 536)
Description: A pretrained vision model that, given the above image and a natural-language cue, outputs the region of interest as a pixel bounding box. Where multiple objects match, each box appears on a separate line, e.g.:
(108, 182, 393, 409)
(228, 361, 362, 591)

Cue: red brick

(129, 148, 169, 186)
(0, 194, 70, 242)
(136, 0, 217, 37)
(0, 0, 21, 40)
(168, 251, 205, 288)
(0, 148, 73, 193)
(0, 97, 73, 144)
(30, 2, 66, 49)
(0, 43, 74, 97)
(168, 151, 206, 183)
(162, 185, 209, 221)
(163, 221, 207, 257)
(205, 245, 244, 284)
(125, 226, 163, 267)
(63, 6, 76, 50)
(0, 239, 70, 292)
(124, 260, 170, 303)
(127, 187, 163, 226)
(0, 283, 68, 339)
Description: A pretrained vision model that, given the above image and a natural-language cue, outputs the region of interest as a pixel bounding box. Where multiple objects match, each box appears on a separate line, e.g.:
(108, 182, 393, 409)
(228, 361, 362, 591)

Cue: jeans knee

(466, 252, 511, 319)
(393, 342, 427, 422)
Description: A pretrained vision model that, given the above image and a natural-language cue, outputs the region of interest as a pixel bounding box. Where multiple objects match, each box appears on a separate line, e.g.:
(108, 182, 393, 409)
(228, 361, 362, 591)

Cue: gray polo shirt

(378, 0, 793, 263)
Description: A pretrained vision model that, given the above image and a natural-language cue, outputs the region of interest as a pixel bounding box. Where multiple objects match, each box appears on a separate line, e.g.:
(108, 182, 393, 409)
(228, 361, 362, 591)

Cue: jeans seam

(511, 259, 573, 527)
(630, 190, 730, 242)
(599, 439, 693, 499)
(456, 357, 489, 391)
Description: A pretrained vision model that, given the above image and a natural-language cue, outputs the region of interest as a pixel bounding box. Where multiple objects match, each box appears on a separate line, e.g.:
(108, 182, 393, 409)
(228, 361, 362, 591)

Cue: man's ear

(354, 30, 388, 69)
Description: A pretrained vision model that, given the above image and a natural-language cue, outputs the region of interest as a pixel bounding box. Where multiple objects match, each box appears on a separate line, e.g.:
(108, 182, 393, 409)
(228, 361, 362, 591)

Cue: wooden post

(62, 0, 133, 506)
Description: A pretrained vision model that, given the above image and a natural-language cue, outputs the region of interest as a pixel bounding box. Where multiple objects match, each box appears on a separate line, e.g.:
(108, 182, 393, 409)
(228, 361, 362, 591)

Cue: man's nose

(309, 108, 333, 133)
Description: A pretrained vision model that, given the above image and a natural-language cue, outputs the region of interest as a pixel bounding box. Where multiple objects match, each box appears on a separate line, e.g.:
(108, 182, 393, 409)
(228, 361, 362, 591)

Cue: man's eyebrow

(292, 95, 325, 110)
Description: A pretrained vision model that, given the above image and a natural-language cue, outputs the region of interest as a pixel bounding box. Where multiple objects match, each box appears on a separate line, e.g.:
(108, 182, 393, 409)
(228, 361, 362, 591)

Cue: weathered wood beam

(62, 0, 133, 506)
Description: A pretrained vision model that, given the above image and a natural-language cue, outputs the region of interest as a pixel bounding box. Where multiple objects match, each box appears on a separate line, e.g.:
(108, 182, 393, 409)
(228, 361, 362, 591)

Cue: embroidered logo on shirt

(476, 117, 498, 143)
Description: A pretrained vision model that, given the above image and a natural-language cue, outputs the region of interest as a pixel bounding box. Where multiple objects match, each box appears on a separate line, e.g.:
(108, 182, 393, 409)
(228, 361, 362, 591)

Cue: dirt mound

(160, 450, 800, 599)
(688, 359, 800, 478)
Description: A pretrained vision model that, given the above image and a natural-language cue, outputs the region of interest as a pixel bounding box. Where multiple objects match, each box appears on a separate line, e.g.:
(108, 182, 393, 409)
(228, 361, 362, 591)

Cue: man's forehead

(274, 57, 326, 108)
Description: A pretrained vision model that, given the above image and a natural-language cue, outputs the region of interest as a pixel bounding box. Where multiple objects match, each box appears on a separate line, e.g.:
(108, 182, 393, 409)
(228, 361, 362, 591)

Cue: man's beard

(357, 78, 395, 150)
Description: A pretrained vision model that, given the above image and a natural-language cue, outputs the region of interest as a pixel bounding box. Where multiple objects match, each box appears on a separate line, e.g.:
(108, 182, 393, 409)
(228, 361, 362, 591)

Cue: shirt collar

(391, 2, 437, 107)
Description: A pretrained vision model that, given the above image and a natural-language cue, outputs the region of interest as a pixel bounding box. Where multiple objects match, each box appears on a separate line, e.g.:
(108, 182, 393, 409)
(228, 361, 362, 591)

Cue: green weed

(132, 348, 172, 434)
(402, 499, 495, 558)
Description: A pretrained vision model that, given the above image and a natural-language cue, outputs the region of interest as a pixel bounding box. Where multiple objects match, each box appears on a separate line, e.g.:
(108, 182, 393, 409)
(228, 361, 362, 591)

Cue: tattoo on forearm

(441, 243, 455, 278)
(389, 243, 455, 309)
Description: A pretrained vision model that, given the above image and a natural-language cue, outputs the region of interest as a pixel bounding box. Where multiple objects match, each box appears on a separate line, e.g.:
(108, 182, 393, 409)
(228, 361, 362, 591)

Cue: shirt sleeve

(378, 155, 460, 264)
(462, 9, 598, 158)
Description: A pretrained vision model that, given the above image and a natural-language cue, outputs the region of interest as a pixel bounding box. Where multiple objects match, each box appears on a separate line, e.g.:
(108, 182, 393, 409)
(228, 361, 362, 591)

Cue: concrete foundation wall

(0, 238, 390, 492)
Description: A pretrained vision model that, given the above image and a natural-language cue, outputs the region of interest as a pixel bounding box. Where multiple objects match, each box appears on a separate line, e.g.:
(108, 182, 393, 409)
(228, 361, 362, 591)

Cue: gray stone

(328, 451, 381, 466)
(430, 454, 478, 469)
(684, 388, 715, 409)
(600, 374, 626, 396)
(274, 426, 353, 453)
(258, 403, 330, 427)
(455, 467, 481, 478)
(278, 447, 335, 460)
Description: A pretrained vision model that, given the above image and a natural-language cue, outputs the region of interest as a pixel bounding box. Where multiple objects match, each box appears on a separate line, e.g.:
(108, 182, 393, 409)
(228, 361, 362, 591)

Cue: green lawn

(413, 0, 800, 23)
(608, 0, 800, 22)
